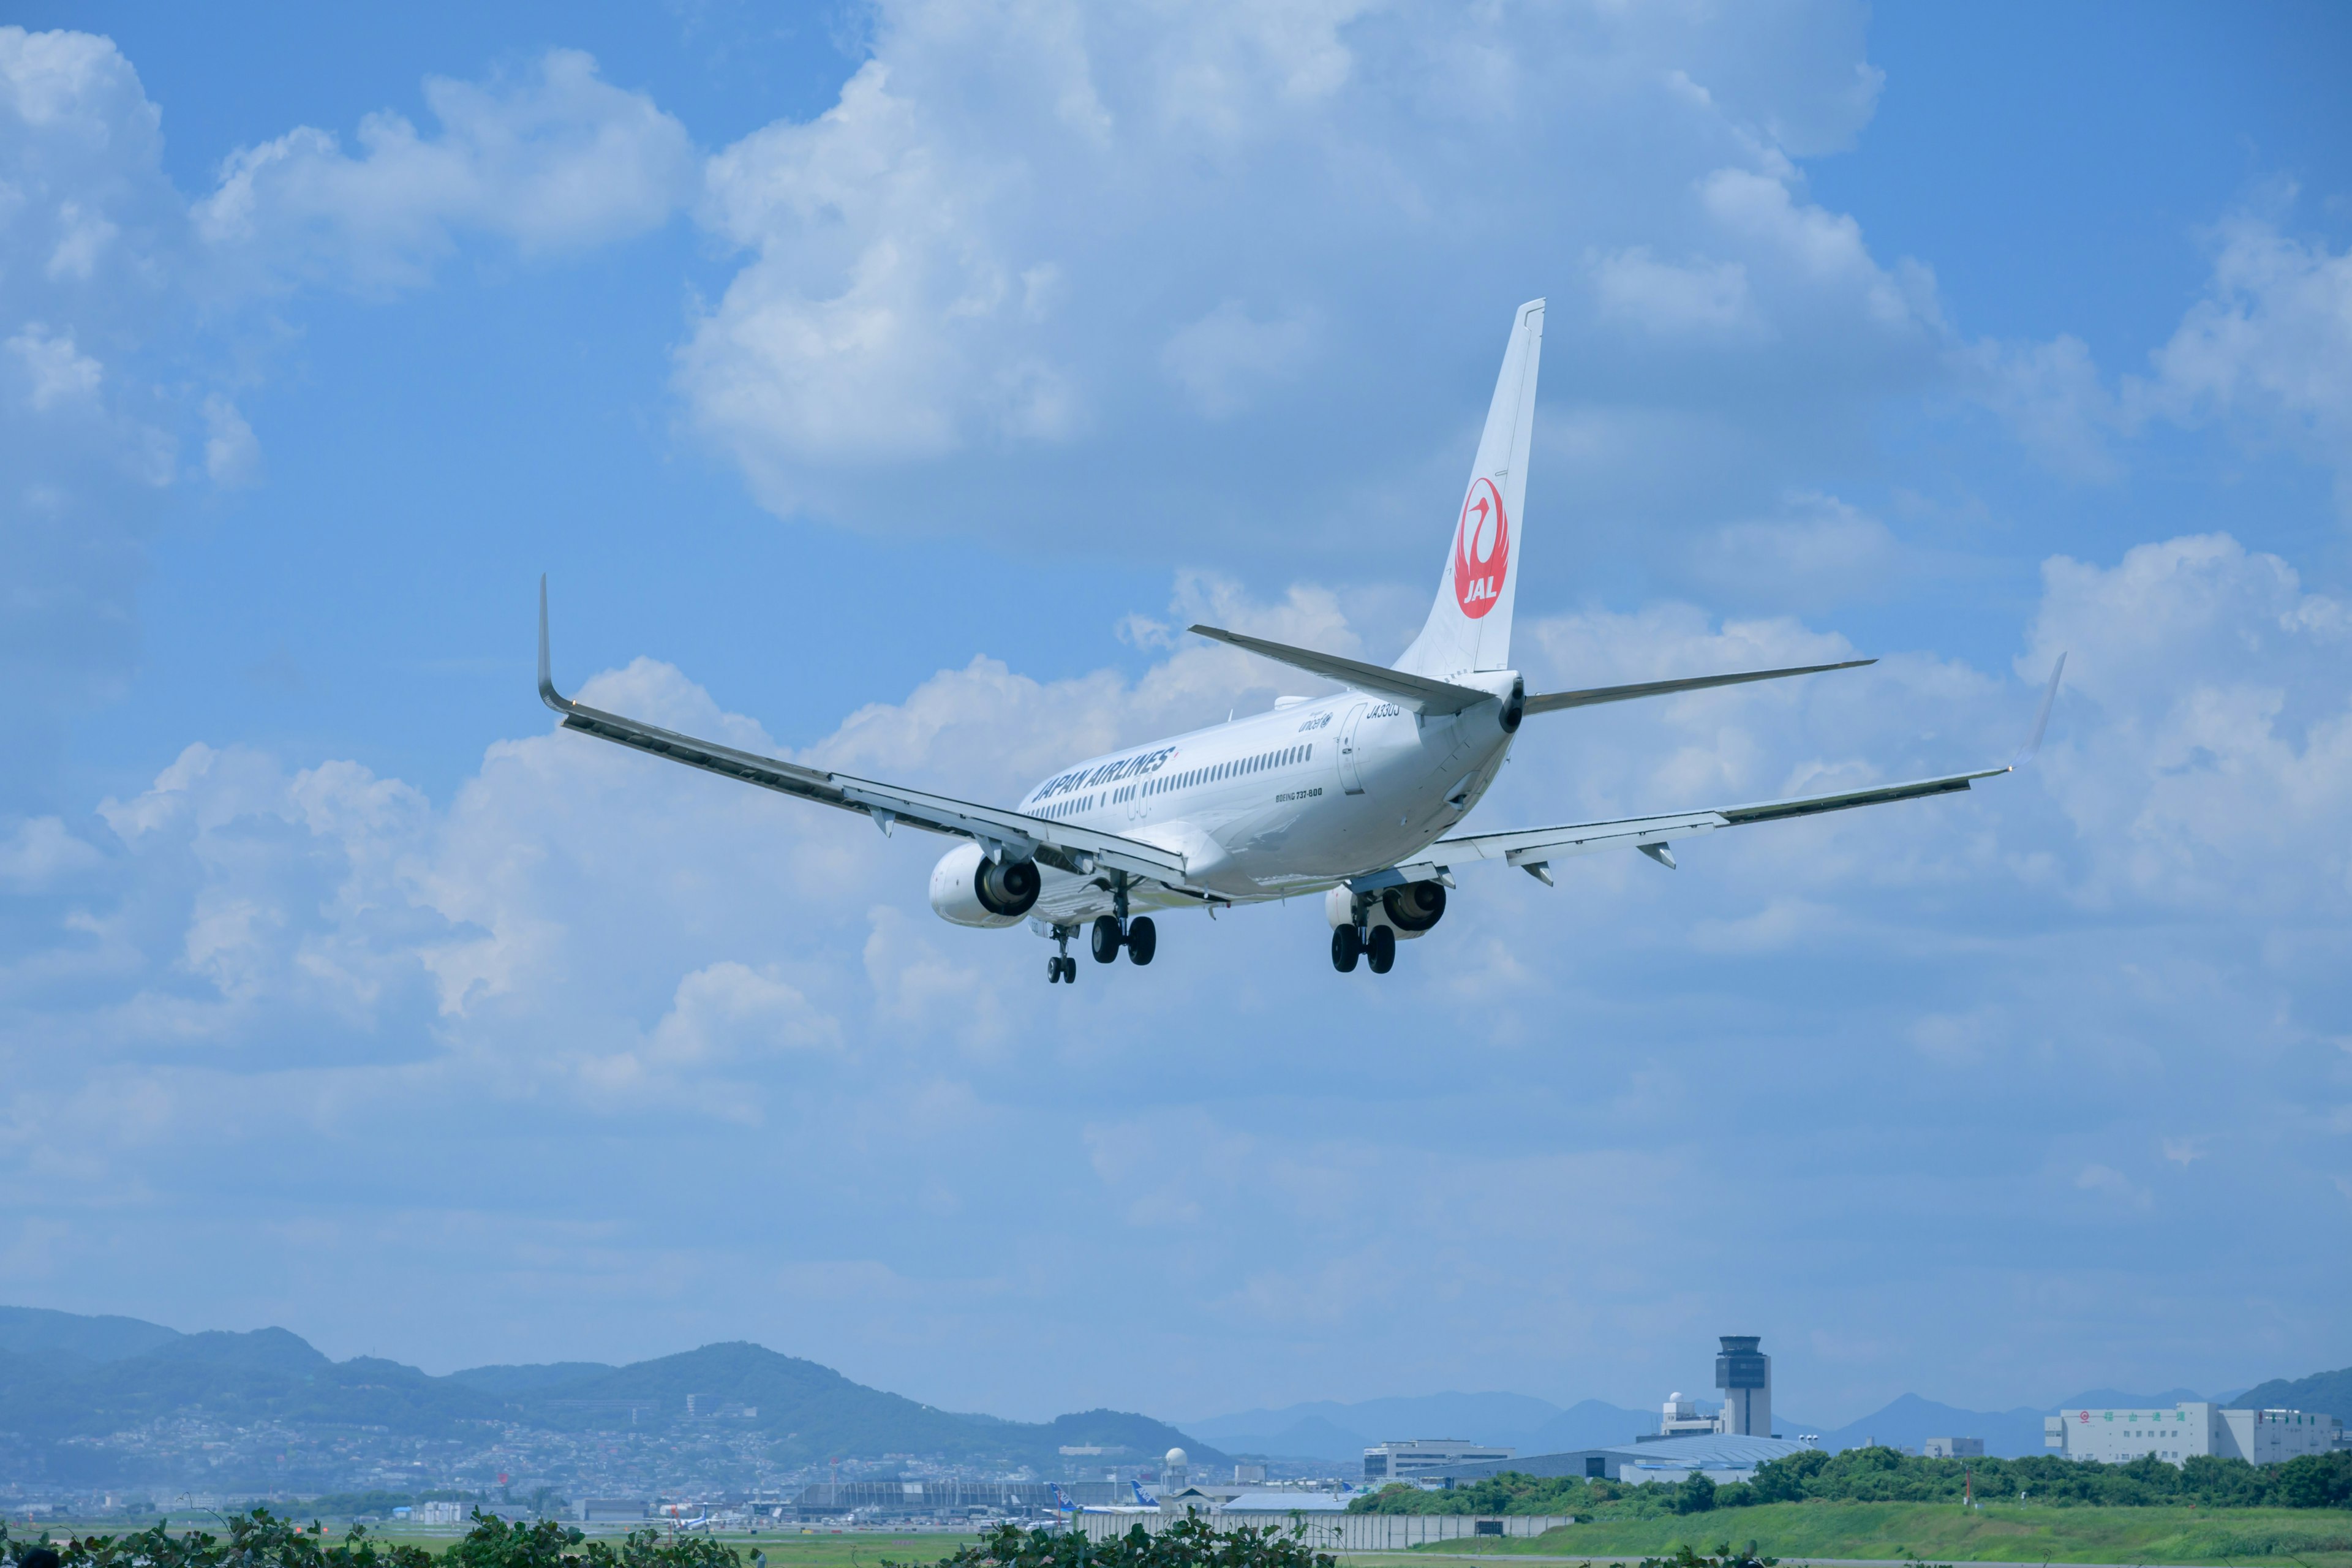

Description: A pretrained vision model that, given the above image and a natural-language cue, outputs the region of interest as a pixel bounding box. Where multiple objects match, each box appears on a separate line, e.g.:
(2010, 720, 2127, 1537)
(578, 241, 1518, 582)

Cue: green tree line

(1348, 1447, 2352, 1516)
(1, 1509, 742, 1568)
(911, 1518, 1334, 1568)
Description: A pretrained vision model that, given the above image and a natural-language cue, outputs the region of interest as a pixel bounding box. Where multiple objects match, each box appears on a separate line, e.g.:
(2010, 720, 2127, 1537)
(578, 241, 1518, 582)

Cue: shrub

(914, 1518, 1335, 1568)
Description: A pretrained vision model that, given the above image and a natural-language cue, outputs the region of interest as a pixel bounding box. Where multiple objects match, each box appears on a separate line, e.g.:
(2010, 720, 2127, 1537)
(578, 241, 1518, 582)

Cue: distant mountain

(1811, 1393, 2052, 1457)
(2055, 1387, 2209, 1410)
(0, 1306, 1227, 1487)
(0, 1305, 181, 1365)
(1221, 1415, 1376, 1462)
(2234, 1366, 2352, 1423)
(495, 1341, 1222, 1468)
(1520, 1399, 1659, 1453)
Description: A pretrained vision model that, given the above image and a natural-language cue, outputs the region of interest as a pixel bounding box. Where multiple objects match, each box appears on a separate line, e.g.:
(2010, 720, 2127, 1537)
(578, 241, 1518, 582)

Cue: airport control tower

(1716, 1335, 1773, 1438)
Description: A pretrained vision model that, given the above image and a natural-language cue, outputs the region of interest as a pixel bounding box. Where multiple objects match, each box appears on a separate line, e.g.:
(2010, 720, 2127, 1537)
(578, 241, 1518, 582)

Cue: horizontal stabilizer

(1523, 658, 1874, 715)
(1189, 625, 1496, 714)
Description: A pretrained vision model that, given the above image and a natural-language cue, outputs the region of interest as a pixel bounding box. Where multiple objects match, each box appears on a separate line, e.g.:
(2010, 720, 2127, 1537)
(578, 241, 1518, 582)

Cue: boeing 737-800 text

(537, 299, 2061, 982)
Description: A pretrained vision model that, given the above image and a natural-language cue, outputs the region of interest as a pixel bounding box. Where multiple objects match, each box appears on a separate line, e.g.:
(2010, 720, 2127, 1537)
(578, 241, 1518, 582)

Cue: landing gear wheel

(1126, 916, 1157, 966)
(1090, 914, 1123, 963)
(1331, 924, 1362, 973)
(1063, 956, 1079, 983)
(1047, 956, 1062, 984)
(1366, 925, 1396, 974)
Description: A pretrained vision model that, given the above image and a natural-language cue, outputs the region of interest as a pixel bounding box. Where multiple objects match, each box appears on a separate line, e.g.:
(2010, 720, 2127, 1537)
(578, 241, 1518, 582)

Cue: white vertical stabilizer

(1395, 298, 1545, 679)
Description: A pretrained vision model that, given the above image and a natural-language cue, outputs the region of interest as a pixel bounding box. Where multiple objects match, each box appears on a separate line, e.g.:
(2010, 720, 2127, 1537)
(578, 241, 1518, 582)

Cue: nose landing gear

(1046, 925, 1077, 984)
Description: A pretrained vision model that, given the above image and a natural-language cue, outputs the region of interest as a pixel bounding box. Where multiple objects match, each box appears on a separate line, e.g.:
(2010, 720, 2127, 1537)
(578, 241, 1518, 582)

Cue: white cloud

(1956, 332, 2120, 482)
(6, 323, 102, 409)
(193, 48, 694, 292)
(1161, 300, 1318, 418)
(2, 545, 2348, 1408)
(201, 394, 260, 486)
(1689, 491, 1901, 611)
(671, 1, 1954, 543)
(1961, 206, 2352, 493)
(1591, 247, 1756, 336)
(2140, 209, 2352, 507)
(2023, 533, 2352, 914)
(0, 816, 102, 888)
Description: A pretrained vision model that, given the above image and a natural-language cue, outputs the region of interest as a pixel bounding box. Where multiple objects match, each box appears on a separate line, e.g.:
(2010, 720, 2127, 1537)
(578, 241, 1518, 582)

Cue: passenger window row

(1142, 742, 1314, 797)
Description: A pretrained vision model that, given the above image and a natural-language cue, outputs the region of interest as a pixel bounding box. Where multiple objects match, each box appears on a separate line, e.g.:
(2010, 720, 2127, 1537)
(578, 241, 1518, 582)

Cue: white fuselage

(1016, 671, 1521, 924)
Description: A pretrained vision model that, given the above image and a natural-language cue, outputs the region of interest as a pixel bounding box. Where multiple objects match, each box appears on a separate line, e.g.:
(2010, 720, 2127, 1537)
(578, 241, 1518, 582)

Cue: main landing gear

(1048, 876, 1156, 984)
(1091, 913, 1156, 966)
(1331, 902, 1396, 975)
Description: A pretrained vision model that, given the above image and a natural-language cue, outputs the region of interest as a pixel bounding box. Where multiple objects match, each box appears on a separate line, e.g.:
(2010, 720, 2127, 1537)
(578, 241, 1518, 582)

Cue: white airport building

(1363, 1439, 1515, 1482)
(2045, 1403, 2343, 1466)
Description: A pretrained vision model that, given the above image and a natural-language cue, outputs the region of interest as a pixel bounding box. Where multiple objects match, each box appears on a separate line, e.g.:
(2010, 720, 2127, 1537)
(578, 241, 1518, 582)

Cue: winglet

(538, 575, 573, 714)
(2012, 652, 2065, 768)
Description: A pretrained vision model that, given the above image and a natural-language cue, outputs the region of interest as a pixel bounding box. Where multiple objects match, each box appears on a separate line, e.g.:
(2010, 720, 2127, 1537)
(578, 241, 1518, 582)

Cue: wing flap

(1188, 624, 1496, 714)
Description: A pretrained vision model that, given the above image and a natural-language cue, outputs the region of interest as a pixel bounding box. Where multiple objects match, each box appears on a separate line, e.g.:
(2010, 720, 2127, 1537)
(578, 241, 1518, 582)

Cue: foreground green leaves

(911, 1518, 1333, 1568)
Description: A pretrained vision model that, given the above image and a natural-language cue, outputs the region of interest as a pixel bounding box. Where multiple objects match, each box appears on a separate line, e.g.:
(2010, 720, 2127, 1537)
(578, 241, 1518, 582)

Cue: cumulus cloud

(2023, 532, 2352, 914)
(2139, 209, 2352, 507)
(0, 30, 693, 794)
(2, 543, 2347, 1405)
(670, 0, 1953, 545)
(1960, 205, 2352, 496)
(1161, 300, 1319, 418)
(194, 48, 695, 292)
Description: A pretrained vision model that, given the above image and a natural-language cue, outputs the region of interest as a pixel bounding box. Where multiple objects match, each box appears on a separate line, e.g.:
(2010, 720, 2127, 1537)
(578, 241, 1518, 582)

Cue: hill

(0, 1305, 181, 1365)
(0, 1306, 1226, 1488)
(2236, 1366, 2352, 1423)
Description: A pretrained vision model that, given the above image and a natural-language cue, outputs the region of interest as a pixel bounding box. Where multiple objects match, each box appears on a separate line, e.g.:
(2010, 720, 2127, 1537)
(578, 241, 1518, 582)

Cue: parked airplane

(1049, 1483, 1153, 1517)
(1131, 1480, 1158, 1507)
(538, 298, 2061, 983)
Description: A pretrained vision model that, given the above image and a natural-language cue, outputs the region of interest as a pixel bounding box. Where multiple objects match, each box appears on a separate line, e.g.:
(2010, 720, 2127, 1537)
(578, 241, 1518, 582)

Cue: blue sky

(1, 1, 2347, 1431)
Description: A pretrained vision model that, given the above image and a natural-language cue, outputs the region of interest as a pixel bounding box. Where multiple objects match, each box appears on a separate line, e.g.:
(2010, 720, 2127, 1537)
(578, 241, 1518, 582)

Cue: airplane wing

(1374, 657, 2065, 887)
(537, 580, 1188, 885)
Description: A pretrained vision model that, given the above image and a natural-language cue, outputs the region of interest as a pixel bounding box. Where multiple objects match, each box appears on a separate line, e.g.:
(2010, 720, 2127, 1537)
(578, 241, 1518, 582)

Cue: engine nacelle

(1323, 879, 1446, 941)
(929, 842, 1042, 927)
(1382, 879, 1447, 932)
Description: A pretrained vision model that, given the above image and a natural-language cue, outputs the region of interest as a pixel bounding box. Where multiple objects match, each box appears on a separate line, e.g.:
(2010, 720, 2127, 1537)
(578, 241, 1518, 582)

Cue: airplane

(1131, 1480, 1158, 1507)
(1049, 1483, 1153, 1517)
(537, 298, 2063, 984)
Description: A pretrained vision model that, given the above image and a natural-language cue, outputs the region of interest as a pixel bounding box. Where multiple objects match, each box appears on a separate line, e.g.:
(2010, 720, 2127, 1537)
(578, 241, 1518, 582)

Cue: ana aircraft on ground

(539, 299, 2060, 982)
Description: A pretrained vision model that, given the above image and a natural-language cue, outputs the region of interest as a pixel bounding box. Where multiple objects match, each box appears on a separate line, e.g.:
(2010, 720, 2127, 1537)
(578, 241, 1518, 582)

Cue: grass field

(1332, 1502, 2352, 1567)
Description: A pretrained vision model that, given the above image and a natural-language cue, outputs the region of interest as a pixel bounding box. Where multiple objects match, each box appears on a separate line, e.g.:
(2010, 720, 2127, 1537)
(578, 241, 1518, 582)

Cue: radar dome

(1165, 1447, 1189, 1466)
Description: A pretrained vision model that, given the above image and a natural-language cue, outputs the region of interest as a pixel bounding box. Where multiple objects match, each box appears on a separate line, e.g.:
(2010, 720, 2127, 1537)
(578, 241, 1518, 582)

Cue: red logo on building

(1453, 476, 1509, 619)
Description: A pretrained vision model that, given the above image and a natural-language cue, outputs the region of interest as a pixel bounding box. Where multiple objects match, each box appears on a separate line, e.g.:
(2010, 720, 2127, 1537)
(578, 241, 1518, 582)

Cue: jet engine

(929, 842, 1042, 927)
(1323, 879, 1446, 941)
(1382, 880, 1448, 932)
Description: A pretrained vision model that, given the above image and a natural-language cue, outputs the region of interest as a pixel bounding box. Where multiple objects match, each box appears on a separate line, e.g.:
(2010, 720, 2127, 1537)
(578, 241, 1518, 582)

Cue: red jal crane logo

(1454, 476, 1509, 619)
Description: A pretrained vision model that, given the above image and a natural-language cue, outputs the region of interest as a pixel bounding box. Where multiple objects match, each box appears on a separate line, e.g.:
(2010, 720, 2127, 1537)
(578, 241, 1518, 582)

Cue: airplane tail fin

(1395, 298, 1545, 680)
